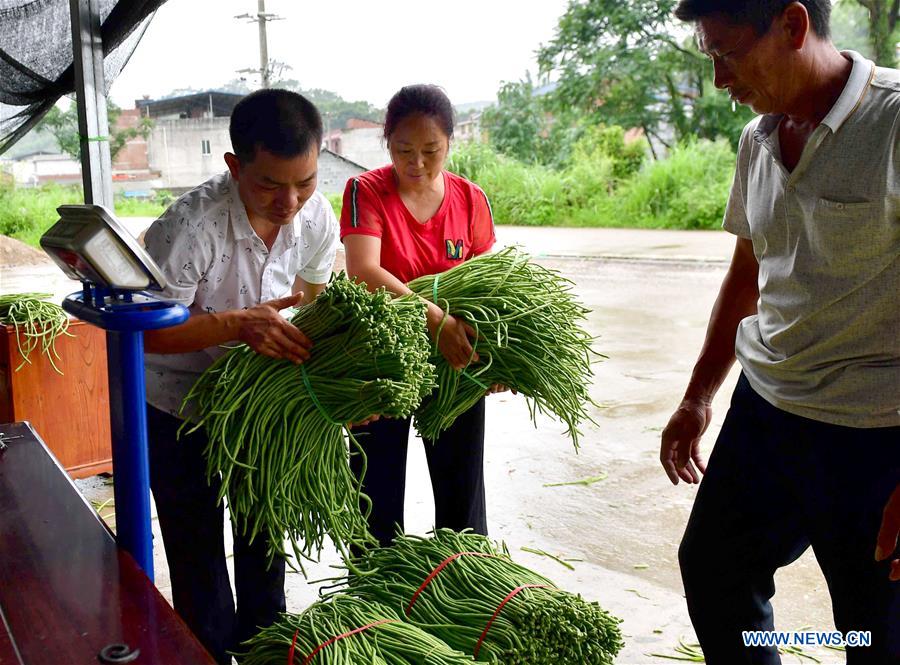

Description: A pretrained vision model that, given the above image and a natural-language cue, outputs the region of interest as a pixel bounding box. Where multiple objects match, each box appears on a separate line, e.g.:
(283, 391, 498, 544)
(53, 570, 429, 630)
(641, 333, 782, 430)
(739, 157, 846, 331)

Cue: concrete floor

(6, 224, 842, 664)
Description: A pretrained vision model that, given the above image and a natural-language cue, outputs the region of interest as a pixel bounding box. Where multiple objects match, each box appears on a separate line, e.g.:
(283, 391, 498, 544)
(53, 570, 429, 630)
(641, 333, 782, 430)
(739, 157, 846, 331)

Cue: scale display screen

(40, 205, 167, 291)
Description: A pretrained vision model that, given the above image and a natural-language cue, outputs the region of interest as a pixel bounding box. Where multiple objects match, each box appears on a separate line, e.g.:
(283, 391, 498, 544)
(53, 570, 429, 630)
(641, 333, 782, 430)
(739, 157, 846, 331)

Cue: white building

(7, 151, 81, 187)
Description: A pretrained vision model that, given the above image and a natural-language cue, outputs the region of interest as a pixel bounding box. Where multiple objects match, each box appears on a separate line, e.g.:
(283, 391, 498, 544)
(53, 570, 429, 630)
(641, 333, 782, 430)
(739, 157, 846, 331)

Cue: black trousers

(146, 404, 285, 665)
(349, 397, 488, 547)
(679, 374, 900, 665)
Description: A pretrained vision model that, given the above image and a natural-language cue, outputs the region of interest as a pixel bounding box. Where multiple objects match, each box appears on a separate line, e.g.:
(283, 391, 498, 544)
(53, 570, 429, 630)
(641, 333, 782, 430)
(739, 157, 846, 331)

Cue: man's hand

(660, 398, 711, 485)
(487, 384, 516, 395)
(432, 313, 480, 370)
(875, 483, 900, 581)
(237, 293, 312, 363)
(347, 415, 382, 428)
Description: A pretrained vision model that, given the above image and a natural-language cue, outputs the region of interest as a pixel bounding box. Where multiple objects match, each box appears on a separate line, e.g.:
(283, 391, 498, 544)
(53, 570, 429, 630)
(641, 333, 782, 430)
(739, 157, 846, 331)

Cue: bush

(448, 142, 573, 226)
(570, 125, 647, 184)
(598, 139, 735, 230)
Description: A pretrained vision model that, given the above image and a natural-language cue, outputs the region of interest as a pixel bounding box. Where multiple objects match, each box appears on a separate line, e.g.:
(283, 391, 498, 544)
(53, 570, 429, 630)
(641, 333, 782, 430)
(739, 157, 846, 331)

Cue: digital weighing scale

(40, 204, 189, 580)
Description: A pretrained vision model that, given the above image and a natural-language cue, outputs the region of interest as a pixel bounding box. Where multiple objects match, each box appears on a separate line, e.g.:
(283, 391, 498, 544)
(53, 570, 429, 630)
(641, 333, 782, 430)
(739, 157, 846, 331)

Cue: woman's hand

(427, 307, 479, 370)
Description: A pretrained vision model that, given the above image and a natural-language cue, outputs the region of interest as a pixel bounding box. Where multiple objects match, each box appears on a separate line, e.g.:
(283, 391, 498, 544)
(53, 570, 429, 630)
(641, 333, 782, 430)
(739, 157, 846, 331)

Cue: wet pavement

(4, 224, 842, 664)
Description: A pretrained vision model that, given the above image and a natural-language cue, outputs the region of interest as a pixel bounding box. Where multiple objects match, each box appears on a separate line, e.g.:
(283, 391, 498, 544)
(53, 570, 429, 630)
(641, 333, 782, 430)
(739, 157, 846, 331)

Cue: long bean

(408, 247, 601, 448)
(0, 292, 71, 373)
(237, 595, 474, 664)
(337, 530, 624, 664)
(182, 274, 436, 568)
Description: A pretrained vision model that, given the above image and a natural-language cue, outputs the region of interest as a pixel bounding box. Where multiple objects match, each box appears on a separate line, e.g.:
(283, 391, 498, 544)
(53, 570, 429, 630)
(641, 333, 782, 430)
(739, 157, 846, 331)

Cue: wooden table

(0, 422, 215, 664)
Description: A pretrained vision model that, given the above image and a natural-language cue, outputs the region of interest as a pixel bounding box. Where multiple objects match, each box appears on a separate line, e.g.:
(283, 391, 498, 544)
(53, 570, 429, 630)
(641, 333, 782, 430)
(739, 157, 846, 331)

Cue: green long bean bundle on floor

(407, 247, 600, 448)
(182, 274, 436, 566)
(0, 292, 70, 373)
(339, 530, 623, 664)
(237, 595, 474, 664)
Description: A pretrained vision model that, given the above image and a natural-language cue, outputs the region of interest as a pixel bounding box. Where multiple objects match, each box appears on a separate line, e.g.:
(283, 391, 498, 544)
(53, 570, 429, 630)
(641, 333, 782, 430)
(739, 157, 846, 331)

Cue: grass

(0, 182, 169, 247)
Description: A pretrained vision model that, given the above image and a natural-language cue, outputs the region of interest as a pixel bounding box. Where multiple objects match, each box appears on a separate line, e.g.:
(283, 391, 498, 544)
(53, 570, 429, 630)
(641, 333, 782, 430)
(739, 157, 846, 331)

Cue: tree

(690, 87, 756, 149)
(39, 106, 80, 159)
(831, 0, 876, 58)
(480, 73, 598, 168)
(270, 80, 384, 129)
(38, 100, 153, 161)
(537, 0, 780, 156)
(480, 76, 547, 164)
(848, 0, 899, 67)
(537, 0, 708, 153)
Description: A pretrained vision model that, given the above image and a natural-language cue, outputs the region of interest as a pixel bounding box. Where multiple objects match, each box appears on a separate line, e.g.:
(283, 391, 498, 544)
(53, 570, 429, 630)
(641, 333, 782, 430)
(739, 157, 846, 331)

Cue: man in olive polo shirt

(659, 1, 899, 663)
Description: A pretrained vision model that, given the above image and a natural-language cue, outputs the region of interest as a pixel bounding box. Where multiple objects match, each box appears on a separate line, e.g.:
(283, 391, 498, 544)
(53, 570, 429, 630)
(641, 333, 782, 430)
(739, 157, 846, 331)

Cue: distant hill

(3, 128, 60, 159)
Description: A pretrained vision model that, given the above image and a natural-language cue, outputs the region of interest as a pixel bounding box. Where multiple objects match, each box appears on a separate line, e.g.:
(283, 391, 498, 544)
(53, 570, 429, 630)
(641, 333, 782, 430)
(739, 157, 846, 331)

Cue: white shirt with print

(143, 170, 339, 417)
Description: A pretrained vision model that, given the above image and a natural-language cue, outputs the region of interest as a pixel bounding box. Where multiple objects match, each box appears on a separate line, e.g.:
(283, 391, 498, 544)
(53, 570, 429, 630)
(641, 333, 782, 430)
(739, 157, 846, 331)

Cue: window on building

(201, 139, 211, 155)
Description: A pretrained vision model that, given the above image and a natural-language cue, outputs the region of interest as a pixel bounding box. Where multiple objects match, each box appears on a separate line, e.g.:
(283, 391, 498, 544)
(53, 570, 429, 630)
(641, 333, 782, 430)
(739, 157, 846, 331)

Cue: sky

(109, 0, 573, 110)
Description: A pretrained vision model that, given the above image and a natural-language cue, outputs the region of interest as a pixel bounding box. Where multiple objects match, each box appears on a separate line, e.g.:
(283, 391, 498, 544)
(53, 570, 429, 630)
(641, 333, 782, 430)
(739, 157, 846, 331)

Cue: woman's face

(387, 113, 450, 189)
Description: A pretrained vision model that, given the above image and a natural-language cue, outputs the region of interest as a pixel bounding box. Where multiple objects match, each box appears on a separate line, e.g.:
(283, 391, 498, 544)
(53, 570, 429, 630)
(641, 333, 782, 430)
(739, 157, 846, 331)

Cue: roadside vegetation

(2, 130, 734, 250)
(0, 181, 169, 247)
(324, 130, 736, 231)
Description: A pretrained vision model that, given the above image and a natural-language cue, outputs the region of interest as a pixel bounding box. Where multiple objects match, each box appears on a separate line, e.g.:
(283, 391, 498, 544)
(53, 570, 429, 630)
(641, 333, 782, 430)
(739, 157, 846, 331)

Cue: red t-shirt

(340, 165, 496, 283)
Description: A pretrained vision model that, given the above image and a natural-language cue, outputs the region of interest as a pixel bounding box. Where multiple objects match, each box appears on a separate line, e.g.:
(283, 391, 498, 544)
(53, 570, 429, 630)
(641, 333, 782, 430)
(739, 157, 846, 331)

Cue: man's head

(225, 89, 323, 227)
(675, 1, 831, 39)
(674, 1, 833, 115)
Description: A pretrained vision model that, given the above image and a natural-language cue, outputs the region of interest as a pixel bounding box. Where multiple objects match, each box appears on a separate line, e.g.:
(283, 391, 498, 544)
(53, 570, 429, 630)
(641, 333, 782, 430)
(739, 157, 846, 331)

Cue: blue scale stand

(42, 205, 189, 581)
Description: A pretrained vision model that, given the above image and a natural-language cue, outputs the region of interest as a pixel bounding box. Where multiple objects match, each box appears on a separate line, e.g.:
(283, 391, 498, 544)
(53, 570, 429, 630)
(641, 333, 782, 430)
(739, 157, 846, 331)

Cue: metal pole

(106, 330, 155, 581)
(69, 0, 114, 207)
(258, 0, 269, 88)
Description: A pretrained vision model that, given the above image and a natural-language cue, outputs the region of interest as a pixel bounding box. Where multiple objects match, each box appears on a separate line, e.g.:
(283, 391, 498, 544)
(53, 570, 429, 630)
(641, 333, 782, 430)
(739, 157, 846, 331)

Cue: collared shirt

(142, 170, 339, 416)
(724, 50, 899, 427)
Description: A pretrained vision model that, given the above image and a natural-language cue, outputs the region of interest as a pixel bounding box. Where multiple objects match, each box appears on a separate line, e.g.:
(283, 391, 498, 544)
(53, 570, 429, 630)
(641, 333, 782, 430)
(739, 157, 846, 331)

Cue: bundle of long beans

(0, 293, 70, 373)
(340, 530, 623, 664)
(182, 274, 435, 566)
(237, 595, 474, 664)
(408, 247, 599, 448)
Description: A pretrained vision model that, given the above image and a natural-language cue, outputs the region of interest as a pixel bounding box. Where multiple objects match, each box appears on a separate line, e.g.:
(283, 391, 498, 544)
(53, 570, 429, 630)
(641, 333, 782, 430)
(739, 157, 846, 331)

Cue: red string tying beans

(473, 584, 552, 658)
(405, 551, 499, 615)
(286, 619, 397, 664)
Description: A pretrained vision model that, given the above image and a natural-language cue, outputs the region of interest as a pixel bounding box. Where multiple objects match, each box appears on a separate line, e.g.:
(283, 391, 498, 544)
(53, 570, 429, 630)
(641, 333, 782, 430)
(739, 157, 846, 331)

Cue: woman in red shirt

(341, 84, 496, 546)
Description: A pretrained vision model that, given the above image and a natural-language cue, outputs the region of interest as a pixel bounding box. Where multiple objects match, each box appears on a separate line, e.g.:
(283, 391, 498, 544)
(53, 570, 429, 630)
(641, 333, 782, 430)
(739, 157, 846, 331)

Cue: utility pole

(257, 0, 269, 88)
(235, 1, 284, 89)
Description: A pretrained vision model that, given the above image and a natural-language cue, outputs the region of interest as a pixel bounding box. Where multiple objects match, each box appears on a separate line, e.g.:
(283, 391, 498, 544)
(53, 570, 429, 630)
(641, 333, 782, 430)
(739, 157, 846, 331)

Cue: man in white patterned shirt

(142, 89, 338, 664)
